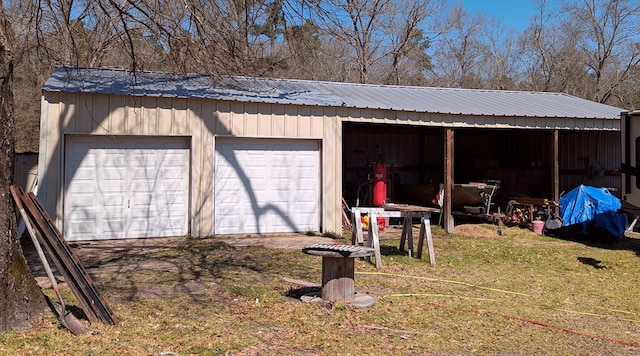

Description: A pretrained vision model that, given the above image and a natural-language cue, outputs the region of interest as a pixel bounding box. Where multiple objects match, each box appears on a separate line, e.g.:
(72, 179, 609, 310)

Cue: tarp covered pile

(554, 185, 626, 239)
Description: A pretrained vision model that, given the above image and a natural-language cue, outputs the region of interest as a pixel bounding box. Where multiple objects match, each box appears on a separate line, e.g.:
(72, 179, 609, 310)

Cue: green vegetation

(322, 230, 338, 238)
(2, 226, 640, 354)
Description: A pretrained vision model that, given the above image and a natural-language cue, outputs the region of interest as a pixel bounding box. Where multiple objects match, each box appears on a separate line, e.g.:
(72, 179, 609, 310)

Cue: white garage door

(214, 138, 320, 234)
(64, 136, 190, 241)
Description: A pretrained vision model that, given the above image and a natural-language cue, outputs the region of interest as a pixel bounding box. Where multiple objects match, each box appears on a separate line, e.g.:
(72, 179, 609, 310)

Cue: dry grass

(2, 224, 640, 355)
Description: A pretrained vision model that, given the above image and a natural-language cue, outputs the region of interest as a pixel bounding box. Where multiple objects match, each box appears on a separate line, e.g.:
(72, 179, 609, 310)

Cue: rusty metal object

(11, 185, 116, 325)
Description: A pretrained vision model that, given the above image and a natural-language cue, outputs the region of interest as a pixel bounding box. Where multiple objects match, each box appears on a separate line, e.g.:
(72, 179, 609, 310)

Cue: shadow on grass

(284, 286, 320, 300)
(23, 236, 322, 306)
(546, 224, 640, 258)
(379, 244, 409, 257)
(577, 256, 608, 269)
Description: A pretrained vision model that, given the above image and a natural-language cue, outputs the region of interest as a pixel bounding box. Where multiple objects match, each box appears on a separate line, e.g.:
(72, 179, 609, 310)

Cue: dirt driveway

(18, 225, 495, 301)
(22, 232, 342, 288)
(22, 223, 493, 283)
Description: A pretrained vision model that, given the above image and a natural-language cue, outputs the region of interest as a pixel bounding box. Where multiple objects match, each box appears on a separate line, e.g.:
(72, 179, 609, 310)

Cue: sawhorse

(351, 206, 438, 268)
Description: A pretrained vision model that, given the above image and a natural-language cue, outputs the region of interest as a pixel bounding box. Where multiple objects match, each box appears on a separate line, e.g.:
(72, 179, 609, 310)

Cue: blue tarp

(558, 185, 626, 239)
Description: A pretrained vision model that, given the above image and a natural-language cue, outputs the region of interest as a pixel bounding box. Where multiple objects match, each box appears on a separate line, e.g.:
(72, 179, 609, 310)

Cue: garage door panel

(131, 152, 158, 164)
(67, 209, 97, 222)
(103, 217, 126, 229)
(163, 152, 187, 162)
(131, 168, 155, 181)
(67, 198, 95, 210)
(272, 168, 290, 178)
(73, 167, 97, 180)
(102, 194, 125, 207)
(158, 194, 187, 205)
(215, 138, 319, 234)
(298, 168, 317, 178)
(67, 221, 97, 239)
(102, 167, 127, 180)
(160, 169, 185, 180)
(128, 221, 151, 237)
(130, 194, 154, 206)
(67, 182, 97, 194)
(65, 136, 189, 241)
(102, 153, 127, 166)
(296, 189, 317, 199)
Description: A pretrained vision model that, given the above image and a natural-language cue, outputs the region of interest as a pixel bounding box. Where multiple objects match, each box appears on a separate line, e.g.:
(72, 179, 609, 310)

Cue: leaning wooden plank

(25, 191, 115, 324)
(25, 190, 116, 325)
(15, 186, 116, 325)
(15, 186, 100, 323)
(10, 186, 90, 335)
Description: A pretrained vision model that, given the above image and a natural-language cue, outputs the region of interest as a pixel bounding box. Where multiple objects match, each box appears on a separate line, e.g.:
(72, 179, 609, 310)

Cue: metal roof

(44, 66, 625, 120)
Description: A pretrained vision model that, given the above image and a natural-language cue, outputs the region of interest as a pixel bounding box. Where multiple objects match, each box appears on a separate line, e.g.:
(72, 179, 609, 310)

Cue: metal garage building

(38, 66, 624, 241)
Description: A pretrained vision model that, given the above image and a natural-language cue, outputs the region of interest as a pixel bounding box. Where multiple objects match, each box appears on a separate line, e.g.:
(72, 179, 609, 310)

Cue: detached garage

(39, 66, 623, 241)
(39, 66, 342, 241)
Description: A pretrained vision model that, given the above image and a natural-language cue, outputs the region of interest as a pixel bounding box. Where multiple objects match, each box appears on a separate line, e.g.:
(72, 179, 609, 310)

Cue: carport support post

(552, 130, 560, 208)
(444, 128, 455, 233)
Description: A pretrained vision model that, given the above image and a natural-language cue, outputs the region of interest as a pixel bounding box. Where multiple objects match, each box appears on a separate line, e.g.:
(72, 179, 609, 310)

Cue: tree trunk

(0, 4, 45, 333)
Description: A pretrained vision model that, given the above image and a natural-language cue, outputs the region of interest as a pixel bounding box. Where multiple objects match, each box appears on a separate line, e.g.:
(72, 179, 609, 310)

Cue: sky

(459, 0, 538, 31)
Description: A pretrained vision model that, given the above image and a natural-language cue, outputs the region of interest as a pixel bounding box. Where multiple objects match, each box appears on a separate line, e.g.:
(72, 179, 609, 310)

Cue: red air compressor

(372, 162, 387, 207)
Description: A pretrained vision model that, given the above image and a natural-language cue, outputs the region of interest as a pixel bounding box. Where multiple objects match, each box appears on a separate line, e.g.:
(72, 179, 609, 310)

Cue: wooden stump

(321, 256, 355, 302)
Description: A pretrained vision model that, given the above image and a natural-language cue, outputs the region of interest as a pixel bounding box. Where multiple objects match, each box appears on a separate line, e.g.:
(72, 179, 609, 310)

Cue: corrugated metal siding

(498, 131, 552, 170)
(559, 131, 622, 196)
(45, 67, 625, 124)
(342, 110, 620, 131)
(343, 128, 422, 185)
(14, 153, 38, 192)
(342, 124, 445, 206)
(39, 91, 343, 237)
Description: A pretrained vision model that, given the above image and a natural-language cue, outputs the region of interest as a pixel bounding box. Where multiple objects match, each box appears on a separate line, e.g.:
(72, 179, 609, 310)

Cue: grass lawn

(2, 224, 640, 355)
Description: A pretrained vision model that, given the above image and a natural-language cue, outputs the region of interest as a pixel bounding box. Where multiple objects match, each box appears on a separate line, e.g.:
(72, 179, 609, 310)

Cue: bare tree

(27, 0, 129, 68)
(518, 1, 554, 92)
(518, 0, 640, 106)
(481, 17, 519, 90)
(0, 2, 46, 332)
(427, 3, 488, 88)
(518, 0, 595, 97)
(381, 0, 444, 85)
(310, 0, 390, 83)
(563, 0, 640, 105)
(22, 0, 302, 75)
(614, 65, 640, 110)
(308, 0, 443, 84)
